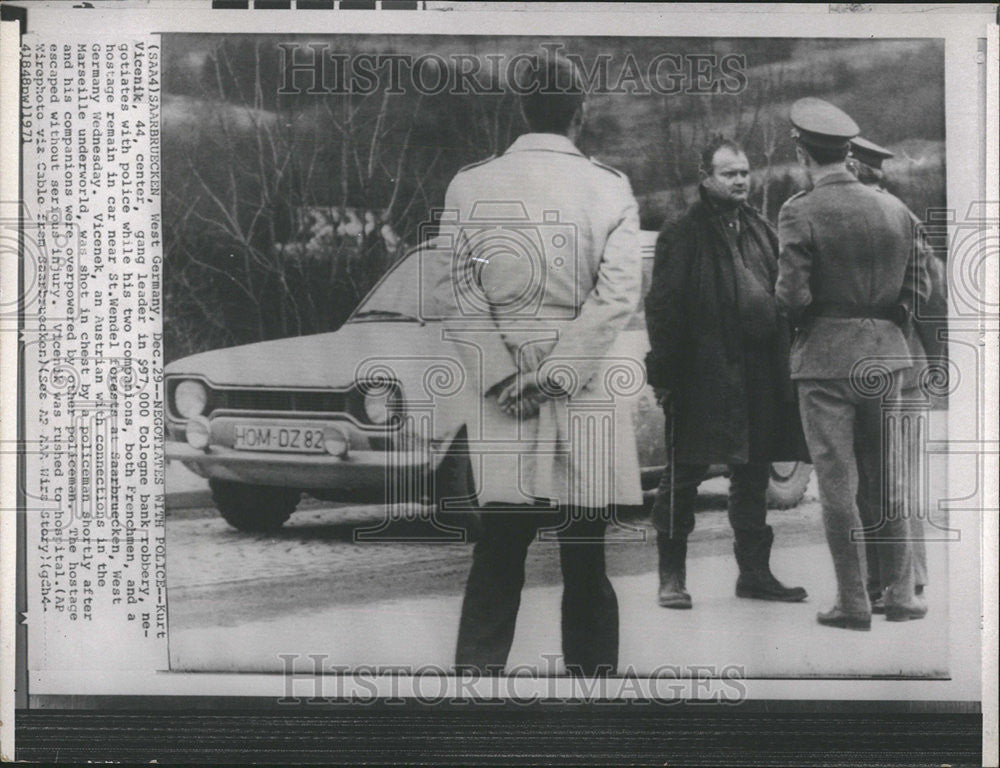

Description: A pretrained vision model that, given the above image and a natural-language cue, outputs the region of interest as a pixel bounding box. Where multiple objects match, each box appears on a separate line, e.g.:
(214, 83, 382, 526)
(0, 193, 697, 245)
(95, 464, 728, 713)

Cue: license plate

(233, 425, 326, 453)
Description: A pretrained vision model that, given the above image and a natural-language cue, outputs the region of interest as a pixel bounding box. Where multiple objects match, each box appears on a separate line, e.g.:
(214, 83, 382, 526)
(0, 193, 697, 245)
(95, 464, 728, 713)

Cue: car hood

(164, 321, 438, 389)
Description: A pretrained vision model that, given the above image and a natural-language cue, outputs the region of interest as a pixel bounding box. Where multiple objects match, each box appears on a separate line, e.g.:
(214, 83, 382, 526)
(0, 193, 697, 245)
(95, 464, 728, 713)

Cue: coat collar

(812, 168, 860, 189)
(505, 132, 584, 157)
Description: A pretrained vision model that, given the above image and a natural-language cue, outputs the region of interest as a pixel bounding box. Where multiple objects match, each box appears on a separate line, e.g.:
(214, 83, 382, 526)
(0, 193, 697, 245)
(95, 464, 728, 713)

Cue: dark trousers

(454, 506, 618, 677)
(651, 339, 778, 540)
(651, 462, 770, 540)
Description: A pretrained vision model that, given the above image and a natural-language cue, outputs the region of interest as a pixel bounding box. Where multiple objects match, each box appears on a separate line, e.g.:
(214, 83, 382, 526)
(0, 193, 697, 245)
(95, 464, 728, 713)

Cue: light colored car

(164, 232, 811, 531)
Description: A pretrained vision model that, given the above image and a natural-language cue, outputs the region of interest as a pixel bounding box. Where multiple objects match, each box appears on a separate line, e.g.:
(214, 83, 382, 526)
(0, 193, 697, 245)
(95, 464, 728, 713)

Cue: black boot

(734, 526, 808, 602)
(657, 534, 692, 609)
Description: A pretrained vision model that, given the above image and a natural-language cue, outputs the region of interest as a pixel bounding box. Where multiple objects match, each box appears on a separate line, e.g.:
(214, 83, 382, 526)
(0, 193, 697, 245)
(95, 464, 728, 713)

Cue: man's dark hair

(699, 135, 745, 174)
(798, 140, 850, 166)
(853, 160, 884, 187)
(520, 55, 585, 134)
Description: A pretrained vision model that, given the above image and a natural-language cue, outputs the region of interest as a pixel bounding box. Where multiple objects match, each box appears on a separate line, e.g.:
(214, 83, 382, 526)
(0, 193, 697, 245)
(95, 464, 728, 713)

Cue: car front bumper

(165, 440, 432, 491)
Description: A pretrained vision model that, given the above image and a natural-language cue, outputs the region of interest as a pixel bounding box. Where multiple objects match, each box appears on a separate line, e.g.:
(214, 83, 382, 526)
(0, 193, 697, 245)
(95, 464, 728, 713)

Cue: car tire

(210, 479, 300, 532)
(766, 462, 813, 509)
(432, 429, 483, 542)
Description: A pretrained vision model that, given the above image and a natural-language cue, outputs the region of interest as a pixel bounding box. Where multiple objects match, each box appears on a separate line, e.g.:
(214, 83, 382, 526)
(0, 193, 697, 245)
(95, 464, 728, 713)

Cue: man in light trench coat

(431, 55, 643, 676)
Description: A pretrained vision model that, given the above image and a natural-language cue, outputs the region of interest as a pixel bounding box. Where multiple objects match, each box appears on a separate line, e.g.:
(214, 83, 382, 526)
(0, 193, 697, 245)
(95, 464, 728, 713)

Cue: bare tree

(756, 63, 786, 217)
(163, 38, 462, 360)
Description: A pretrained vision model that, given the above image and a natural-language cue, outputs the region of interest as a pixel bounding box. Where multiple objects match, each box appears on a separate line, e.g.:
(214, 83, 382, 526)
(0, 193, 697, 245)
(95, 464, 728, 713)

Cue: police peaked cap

(849, 136, 895, 170)
(790, 97, 860, 150)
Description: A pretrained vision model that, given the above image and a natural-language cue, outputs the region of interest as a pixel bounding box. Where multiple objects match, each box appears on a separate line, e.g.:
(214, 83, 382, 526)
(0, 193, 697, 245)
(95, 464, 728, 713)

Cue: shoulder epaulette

(782, 189, 809, 206)
(455, 155, 498, 174)
(588, 156, 625, 178)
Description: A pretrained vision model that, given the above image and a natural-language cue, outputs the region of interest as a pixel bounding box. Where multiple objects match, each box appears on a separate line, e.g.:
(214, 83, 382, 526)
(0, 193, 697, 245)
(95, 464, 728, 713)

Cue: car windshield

(349, 231, 656, 326)
(347, 246, 441, 324)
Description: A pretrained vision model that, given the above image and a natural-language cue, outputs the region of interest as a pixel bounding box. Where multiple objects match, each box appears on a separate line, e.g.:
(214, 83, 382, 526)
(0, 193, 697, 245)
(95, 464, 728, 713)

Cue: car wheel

(766, 462, 812, 509)
(209, 479, 300, 532)
(432, 428, 483, 542)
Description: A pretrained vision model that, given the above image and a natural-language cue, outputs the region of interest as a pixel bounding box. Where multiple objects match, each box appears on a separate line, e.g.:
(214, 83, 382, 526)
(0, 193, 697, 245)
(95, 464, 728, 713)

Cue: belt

(809, 302, 897, 321)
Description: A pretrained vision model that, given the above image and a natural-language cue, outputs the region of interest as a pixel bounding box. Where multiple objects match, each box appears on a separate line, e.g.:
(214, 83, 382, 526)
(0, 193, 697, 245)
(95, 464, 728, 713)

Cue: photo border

(1, 3, 996, 764)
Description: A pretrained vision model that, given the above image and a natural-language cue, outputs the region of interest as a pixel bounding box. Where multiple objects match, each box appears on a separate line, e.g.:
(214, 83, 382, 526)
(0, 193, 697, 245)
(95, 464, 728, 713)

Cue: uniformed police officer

(847, 136, 934, 610)
(776, 98, 930, 630)
(847, 136, 894, 187)
(433, 54, 643, 675)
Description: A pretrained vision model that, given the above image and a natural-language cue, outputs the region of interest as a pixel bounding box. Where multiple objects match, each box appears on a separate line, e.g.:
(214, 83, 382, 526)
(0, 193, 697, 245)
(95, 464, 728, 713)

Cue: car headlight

(185, 416, 211, 450)
(363, 389, 399, 425)
(322, 426, 350, 458)
(174, 380, 208, 418)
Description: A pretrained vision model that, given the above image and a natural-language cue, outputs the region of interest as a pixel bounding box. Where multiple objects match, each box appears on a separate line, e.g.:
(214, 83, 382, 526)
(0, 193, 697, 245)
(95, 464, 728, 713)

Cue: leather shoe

(816, 607, 871, 631)
(885, 601, 928, 622)
(736, 572, 808, 602)
(658, 584, 692, 610)
(871, 594, 886, 615)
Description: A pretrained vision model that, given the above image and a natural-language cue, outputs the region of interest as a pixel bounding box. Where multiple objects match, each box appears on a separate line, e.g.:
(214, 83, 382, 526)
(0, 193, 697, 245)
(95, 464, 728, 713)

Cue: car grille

(212, 388, 349, 415)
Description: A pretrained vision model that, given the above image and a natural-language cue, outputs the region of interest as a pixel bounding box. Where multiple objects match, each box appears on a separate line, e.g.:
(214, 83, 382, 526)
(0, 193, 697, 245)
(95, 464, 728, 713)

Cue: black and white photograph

(160, 32, 952, 678)
(2, 4, 995, 765)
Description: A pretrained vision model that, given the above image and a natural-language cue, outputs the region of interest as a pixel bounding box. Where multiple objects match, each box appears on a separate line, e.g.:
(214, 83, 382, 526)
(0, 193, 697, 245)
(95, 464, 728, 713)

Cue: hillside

(585, 38, 944, 224)
(161, 35, 947, 361)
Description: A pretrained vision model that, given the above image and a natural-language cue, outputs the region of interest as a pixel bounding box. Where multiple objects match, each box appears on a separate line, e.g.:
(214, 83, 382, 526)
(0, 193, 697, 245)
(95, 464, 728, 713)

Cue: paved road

(165, 477, 950, 678)
(166, 476, 818, 627)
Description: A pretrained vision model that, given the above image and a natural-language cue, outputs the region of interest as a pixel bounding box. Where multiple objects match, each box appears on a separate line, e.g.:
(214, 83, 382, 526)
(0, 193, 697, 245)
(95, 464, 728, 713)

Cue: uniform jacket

(431, 132, 644, 507)
(644, 187, 807, 466)
(894, 196, 947, 395)
(776, 170, 930, 380)
(909, 251, 948, 400)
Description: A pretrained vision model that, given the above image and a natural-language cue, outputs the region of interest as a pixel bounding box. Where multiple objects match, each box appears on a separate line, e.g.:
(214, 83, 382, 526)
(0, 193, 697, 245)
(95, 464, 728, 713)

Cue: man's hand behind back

(496, 374, 545, 420)
(654, 387, 672, 409)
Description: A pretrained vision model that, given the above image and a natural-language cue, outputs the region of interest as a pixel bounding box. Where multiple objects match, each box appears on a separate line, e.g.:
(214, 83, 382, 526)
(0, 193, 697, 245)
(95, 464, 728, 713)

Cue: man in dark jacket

(644, 136, 808, 610)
